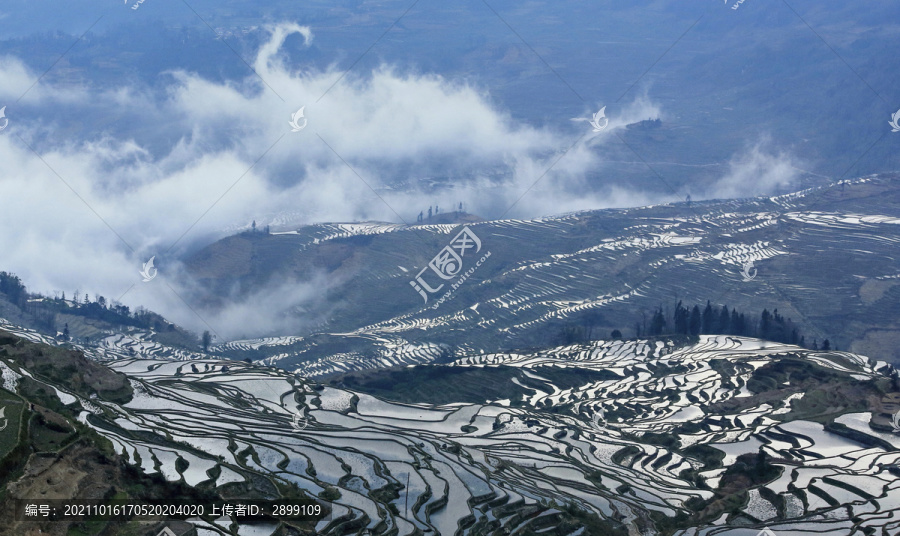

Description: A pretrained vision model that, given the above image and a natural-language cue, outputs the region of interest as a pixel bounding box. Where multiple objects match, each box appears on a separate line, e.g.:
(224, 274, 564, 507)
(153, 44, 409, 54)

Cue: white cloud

(0, 23, 682, 338)
(707, 139, 801, 199)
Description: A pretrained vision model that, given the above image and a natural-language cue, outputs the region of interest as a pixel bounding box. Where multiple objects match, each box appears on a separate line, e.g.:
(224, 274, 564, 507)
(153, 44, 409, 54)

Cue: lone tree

(201, 330, 212, 352)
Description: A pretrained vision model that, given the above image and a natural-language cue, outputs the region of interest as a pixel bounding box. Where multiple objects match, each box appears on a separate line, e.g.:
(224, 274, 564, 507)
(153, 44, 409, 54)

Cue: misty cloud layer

(0, 23, 799, 339)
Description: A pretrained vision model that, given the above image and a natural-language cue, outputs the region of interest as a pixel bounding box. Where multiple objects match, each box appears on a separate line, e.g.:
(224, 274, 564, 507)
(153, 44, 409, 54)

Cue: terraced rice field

(4, 333, 899, 535)
(179, 174, 900, 378)
(7, 176, 900, 384)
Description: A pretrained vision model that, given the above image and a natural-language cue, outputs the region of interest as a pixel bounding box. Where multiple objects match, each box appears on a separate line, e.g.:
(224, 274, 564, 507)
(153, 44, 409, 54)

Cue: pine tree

(689, 306, 702, 336)
(649, 307, 666, 336)
(718, 306, 730, 334)
(702, 301, 714, 333)
(822, 339, 831, 351)
(760, 309, 772, 340)
(202, 330, 212, 352)
(771, 309, 785, 342)
(674, 301, 688, 334)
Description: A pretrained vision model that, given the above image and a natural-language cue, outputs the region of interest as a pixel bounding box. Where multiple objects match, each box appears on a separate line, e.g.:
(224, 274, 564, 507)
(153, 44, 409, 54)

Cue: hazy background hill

(4, 0, 898, 189)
